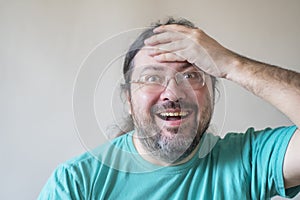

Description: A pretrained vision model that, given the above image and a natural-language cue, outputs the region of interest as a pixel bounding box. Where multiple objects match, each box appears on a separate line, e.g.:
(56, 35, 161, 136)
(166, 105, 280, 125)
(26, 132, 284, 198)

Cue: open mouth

(156, 111, 190, 121)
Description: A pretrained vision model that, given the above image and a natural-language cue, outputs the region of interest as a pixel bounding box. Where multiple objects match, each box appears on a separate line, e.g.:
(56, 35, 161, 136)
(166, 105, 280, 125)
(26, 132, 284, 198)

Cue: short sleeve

(38, 165, 84, 200)
(247, 126, 300, 198)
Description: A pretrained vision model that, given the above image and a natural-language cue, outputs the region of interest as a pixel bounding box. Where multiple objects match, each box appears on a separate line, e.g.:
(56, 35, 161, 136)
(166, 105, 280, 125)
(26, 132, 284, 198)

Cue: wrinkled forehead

(132, 48, 195, 75)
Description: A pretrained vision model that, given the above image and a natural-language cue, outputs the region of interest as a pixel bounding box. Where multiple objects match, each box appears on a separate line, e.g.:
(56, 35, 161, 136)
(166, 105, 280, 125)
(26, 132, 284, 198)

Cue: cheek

(191, 88, 212, 112)
(188, 88, 207, 104)
(130, 91, 159, 112)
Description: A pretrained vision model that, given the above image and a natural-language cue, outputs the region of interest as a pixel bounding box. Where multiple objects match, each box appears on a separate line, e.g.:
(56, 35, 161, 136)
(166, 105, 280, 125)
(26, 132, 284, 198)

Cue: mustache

(151, 100, 198, 114)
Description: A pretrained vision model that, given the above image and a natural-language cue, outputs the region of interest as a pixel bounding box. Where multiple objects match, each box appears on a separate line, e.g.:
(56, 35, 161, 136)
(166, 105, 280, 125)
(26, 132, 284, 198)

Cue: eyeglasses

(128, 70, 206, 93)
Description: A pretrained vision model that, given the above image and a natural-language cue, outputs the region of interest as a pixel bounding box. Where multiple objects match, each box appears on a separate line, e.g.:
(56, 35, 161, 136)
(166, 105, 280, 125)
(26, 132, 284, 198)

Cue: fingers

(146, 40, 187, 56)
(153, 24, 193, 34)
(144, 24, 200, 64)
(145, 24, 199, 47)
(142, 24, 225, 78)
(144, 31, 184, 46)
(152, 51, 186, 62)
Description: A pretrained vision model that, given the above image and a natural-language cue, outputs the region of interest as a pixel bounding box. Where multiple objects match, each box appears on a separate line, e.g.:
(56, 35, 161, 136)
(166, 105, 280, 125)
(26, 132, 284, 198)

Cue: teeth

(160, 111, 188, 117)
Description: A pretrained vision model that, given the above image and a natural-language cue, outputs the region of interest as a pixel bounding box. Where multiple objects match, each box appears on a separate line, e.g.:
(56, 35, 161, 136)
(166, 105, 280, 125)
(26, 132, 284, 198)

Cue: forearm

(226, 55, 300, 127)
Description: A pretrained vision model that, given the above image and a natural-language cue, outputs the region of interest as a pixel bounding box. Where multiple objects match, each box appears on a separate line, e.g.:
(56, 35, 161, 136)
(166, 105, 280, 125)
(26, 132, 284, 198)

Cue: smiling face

(127, 48, 214, 164)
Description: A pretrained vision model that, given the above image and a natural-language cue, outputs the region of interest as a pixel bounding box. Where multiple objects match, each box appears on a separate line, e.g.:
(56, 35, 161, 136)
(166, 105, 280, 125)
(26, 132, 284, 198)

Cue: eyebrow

(138, 63, 196, 74)
(139, 65, 166, 74)
(180, 62, 193, 69)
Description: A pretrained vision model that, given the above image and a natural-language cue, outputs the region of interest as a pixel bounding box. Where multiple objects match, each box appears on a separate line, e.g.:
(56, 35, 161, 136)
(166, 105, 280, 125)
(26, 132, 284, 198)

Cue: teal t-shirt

(38, 126, 300, 200)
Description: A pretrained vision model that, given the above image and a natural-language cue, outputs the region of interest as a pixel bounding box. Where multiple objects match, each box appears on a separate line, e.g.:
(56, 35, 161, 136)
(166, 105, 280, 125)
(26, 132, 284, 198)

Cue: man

(39, 18, 300, 199)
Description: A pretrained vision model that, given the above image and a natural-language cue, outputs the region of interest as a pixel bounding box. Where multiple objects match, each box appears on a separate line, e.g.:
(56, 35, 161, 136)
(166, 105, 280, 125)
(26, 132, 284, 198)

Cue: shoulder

(218, 125, 297, 145)
(62, 133, 130, 171)
(206, 126, 297, 163)
(38, 134, 131, 199)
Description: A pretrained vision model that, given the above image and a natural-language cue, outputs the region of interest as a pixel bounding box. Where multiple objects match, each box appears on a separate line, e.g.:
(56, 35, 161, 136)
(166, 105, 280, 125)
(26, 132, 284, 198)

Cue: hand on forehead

(142, 24, 200, 66)
(135, 46, 194, 70)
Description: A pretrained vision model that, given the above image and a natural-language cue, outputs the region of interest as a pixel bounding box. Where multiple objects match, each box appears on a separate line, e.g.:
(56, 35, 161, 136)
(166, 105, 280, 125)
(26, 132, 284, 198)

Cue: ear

(206, 77, 214, 103)
(126, 90, 132, 115)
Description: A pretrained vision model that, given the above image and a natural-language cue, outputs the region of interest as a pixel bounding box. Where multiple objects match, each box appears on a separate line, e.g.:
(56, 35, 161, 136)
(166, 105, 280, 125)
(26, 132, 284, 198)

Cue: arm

(144, 24, 300, 188)
(226, 53, 300, 189)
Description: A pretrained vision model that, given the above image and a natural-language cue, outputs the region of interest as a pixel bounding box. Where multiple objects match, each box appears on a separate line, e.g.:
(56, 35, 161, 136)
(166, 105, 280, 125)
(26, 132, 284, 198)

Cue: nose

(159, 78, 186, 101)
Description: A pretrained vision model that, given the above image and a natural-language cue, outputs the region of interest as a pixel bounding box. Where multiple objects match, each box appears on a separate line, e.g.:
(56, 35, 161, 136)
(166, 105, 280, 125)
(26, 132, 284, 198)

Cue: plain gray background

(1, 0, 299, 199)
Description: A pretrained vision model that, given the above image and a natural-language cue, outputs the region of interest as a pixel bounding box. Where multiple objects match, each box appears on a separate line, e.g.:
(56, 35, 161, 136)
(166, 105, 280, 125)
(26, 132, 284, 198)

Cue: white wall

(0, 1, 299, 199)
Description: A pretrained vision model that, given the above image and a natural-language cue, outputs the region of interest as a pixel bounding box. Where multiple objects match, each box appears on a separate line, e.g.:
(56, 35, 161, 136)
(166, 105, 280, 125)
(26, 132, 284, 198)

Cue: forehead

(132, 48, 195, 74)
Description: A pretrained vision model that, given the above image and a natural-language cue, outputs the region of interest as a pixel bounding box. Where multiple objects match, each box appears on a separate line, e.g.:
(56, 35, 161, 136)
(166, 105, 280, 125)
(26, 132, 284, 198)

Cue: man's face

(128, 48, 214, 164)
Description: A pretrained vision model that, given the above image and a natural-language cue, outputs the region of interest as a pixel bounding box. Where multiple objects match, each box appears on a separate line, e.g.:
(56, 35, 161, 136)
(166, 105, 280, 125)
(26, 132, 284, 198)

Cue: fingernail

(153, 28, 161, 33)
(145, 38, 154, 45)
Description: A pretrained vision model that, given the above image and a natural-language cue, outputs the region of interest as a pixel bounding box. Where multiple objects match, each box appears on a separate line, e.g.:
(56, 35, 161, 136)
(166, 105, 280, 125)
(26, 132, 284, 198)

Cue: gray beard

(132, 100, 212, 164)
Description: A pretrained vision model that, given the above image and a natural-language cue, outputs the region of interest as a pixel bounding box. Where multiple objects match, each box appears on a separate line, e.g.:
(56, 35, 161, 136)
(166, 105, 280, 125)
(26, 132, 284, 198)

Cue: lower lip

(164, 119, 183, 127)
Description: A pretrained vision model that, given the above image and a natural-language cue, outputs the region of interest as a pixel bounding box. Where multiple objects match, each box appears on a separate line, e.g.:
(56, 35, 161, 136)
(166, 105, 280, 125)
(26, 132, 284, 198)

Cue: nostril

(160, 83, 186, 102)
(162, 97, 182, 102)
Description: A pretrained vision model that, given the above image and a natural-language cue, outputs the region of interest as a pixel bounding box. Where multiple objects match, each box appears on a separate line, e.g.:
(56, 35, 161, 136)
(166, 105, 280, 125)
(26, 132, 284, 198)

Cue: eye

(140, 74, 162, 84)
(182, 71, 199, 80)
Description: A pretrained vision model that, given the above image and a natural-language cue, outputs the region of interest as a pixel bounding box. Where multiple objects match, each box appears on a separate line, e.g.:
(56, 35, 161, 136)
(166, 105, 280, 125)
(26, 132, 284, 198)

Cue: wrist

(223, 52, 244, 80)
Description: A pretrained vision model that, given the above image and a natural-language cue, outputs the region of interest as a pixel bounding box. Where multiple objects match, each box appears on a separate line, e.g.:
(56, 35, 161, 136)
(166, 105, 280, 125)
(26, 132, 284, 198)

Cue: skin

(144, 24, 300, 188)
(128, 48, 214, 166)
